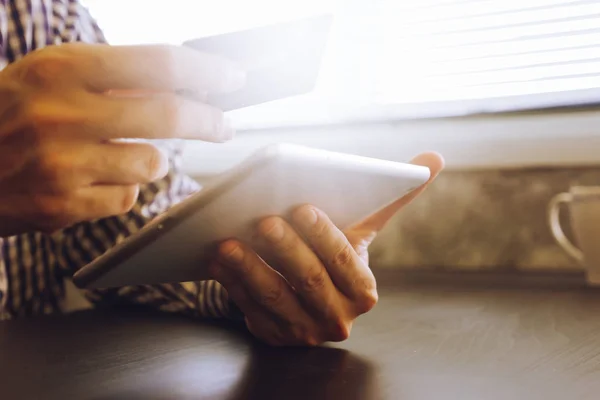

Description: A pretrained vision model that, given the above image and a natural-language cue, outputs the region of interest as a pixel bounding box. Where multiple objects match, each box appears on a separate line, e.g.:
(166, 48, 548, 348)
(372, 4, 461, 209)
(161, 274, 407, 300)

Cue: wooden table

(2, 270, 600, 400)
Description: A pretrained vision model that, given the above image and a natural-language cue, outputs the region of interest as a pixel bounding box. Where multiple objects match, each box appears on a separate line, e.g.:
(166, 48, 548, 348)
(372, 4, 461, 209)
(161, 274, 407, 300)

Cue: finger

(87, 141, 169, 185)
(291, 205, 377, 310)
(9, 184, 140, 231)
(209, 262, 287, 345)
(254, 216, 341, 316)
(352, 151, 445, 232)
(390, 151, 445, 208)
(106, 89, 210, 104)
(43, 140, 169, 189)
(216, 240, 308, 321)
(65, 184, 140, 222)
(2, 139, 168, 194)
(63, 43, 246, 94)
(85, 92, 234, 141)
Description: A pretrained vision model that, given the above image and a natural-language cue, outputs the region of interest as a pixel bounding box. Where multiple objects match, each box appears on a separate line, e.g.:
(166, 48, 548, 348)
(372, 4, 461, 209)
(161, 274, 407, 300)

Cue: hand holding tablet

(208, 151, 444, 346)
(73, 144, 441, 289)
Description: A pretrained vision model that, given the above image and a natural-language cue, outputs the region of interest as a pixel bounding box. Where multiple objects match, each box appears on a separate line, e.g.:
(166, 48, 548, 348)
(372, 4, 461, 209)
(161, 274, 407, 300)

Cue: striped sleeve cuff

(85, 280, 244, 321)
(193, 280, 244, 320)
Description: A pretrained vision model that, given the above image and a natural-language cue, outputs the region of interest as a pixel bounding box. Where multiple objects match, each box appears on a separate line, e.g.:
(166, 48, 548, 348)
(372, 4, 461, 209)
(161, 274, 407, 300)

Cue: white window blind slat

(392, 0, 590, 23)
(376, 0, 600, 112)
(423, 33, 600, 61)
(428, 47, 600, 74)
(386, 18, 600, 47)
(393, 4, 600, 32)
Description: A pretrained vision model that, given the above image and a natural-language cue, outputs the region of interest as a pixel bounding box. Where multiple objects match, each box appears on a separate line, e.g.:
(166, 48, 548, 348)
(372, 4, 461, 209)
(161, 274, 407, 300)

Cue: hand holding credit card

(182, 15, 333, 111)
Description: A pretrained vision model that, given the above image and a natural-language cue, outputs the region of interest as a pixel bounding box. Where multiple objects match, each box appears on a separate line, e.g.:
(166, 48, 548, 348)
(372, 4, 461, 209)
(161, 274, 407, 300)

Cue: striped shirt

(0, 0, 233, 320)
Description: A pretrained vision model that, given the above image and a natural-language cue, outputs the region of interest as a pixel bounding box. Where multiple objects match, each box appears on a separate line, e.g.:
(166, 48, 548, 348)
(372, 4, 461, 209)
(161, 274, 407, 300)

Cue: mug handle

(549, 192, 584, 262)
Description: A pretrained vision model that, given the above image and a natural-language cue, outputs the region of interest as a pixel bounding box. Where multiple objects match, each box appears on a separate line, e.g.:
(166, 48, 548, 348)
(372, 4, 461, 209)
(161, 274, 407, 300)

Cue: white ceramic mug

(549, 186, 600, 284)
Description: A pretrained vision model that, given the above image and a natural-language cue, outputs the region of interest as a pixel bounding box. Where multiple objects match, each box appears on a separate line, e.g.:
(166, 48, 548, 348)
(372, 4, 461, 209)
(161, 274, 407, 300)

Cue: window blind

(375, 0, 600, 111)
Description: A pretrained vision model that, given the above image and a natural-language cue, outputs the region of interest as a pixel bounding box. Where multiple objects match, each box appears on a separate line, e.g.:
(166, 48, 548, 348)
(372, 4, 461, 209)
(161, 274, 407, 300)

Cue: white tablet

(73, 144, 430, 289)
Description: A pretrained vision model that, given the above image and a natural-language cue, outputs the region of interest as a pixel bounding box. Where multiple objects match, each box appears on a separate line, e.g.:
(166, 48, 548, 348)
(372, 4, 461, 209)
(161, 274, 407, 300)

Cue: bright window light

(82, 0, 339, 45)
(376, 0, 600, 106)
(81, 0, 600, 128)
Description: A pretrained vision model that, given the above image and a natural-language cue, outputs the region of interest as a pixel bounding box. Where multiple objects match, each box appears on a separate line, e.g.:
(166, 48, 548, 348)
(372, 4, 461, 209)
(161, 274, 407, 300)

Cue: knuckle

(297, 266, 328, 293)
(330, 244, 355, 269)
(258, 279, 285, 307)
(19, 50, 74, 86)
(327, 318, 352, 342)
(259, 287, 284, 308)
(290, 325, 321, 347)
(83, 52, 111, 83)
(356, 286, 379, 314)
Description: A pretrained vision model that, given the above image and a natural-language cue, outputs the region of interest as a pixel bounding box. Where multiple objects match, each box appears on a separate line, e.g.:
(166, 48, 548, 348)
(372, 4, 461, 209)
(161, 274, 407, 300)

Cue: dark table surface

(2, 269, 600, 400)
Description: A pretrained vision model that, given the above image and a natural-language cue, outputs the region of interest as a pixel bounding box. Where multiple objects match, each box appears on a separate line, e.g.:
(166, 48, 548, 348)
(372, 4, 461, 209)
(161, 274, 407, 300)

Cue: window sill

(182, 109, 600, 177)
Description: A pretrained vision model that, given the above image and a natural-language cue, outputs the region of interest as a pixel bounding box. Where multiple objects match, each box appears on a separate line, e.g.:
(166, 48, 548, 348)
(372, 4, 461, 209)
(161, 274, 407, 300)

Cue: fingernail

(263, 219, 285, 242)
(298, 206, 318, 227)
(221, 242, 244, 263)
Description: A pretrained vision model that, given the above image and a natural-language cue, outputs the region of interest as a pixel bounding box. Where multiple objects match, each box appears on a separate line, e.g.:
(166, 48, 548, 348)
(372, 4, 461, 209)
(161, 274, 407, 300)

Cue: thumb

(350, 152, 445, 233)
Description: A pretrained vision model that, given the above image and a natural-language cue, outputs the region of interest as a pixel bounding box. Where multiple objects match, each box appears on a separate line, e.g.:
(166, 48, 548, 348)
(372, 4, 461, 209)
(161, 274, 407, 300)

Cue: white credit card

(183, 14, 333, 111)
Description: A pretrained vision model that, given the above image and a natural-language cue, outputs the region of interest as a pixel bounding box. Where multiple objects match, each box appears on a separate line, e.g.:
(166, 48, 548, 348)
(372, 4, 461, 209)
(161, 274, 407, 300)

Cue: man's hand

(210, 152, 444, 346)
(0, 43, 245, 237)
